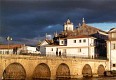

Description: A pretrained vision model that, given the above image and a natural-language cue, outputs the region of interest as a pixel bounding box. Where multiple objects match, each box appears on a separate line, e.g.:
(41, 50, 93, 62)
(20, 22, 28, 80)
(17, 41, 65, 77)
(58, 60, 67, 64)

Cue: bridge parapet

(0, 54, 108, 61)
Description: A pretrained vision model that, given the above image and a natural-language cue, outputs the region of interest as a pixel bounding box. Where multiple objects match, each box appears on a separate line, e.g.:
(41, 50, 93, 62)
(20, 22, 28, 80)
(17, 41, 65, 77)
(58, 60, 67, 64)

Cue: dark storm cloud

(1, 0, 116, 45)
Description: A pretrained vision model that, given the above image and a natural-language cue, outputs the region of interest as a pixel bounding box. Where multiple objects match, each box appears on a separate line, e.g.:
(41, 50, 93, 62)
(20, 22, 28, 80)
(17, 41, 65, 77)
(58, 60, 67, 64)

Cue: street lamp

(6, 36, 12, 54)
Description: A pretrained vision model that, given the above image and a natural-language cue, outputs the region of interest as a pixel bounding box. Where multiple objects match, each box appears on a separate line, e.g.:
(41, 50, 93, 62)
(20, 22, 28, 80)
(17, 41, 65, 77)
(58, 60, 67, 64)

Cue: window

(4, 51, 9, 54)
(78, 48, 81, 52)
(112, 44, 116, 49)
(64, 39, 67, 45)
(113, 44, 116, 49)
(61, 41, 64, 44)
(83, 39, 86, 43)
(51, 48, 53, 51)
(56, 48, 58, 52)
(79, 40, 81, 43)
(0, 51, 2, 54)
(113, 64, 116, 67)
(66, 27, 67, 30)
(74, 40, 76, 43)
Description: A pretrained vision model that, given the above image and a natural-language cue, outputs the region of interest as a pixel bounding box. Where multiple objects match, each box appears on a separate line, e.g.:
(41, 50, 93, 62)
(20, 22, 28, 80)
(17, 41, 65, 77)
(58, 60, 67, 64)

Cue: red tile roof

(45, 39, 53, 44)
(58, 24, 101, 38)
(0, 44, 24, 49)
(67, 35, 93, 39)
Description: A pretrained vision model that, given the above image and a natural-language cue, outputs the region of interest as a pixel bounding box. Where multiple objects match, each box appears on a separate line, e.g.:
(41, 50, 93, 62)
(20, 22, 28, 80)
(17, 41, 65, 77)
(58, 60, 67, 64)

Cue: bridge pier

(23, 60, 36, 80)
(50, 66, 57, 80)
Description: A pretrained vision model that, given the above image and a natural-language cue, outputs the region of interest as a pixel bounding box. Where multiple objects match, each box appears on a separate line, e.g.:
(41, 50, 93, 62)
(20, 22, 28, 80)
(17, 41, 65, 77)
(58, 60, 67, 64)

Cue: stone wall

(0, 54, 109, 80)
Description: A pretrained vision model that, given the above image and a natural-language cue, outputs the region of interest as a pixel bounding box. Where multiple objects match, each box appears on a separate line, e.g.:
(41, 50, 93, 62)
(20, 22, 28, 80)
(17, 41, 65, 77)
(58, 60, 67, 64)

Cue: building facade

(0, 44, 40, 55)
(40, 36, 96, 58)
(40, 18, 108, 59)
(22, 46, 40, 54)
(107, 28, 116, 70)
(0, 44, 25, 54)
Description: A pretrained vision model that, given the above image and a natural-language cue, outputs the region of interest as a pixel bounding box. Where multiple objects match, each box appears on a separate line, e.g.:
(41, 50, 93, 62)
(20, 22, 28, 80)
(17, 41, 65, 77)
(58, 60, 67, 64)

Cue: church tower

(64, 19, 74, 31)
(82, 18, 86, 26)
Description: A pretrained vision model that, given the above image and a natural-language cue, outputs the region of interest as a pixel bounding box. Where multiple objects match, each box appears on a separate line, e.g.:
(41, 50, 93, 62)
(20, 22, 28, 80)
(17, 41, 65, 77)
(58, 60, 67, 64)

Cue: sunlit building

(0, 44, 25, 54)
(107, 28, 116, 70)
(40, 18, 108, 58)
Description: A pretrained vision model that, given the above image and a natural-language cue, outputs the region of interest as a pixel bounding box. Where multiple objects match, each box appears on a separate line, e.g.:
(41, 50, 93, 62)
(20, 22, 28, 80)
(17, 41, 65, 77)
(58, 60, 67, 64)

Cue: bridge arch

(33, 63, 51, 79)
(56, 63, 70, 79)
(3, 62, 26, 80)
(82, 64, 92, 77)
(97, 64, 105, 76)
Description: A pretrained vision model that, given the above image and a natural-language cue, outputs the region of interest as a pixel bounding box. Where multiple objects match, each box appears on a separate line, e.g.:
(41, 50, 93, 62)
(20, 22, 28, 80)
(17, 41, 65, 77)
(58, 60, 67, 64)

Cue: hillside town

(0, 18, 116, 71)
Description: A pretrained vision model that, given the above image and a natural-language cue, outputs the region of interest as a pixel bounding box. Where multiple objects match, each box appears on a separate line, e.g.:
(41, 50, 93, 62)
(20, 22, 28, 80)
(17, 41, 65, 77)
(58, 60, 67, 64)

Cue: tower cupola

(64, 18, 74, 31)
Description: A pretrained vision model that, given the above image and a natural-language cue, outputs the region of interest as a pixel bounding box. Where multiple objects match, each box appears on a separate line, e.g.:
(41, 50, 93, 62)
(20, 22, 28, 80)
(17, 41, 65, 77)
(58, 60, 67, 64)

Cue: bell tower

(64, 19, 74, 31)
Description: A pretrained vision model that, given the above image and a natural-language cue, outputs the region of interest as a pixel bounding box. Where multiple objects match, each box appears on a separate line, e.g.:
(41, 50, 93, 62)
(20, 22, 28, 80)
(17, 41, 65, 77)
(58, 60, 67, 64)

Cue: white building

(40, 35, 96, 58)
(0, 44, 40, 55)
(0, 44, 25, 54)
(22, 46, 40, 54)
(40, 19, 99, 58)
(107, 28, 116, 70)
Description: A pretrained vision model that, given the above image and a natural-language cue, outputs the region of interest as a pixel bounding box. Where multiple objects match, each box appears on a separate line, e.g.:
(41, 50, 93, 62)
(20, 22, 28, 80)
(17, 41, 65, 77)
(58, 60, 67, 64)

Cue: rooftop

(0, 44, 24, 49)
(67, 35, 95, 39)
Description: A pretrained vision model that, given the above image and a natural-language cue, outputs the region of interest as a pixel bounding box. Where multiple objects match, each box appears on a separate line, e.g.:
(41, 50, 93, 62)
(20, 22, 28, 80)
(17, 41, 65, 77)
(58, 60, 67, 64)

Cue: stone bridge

(0, 55, 109, 80)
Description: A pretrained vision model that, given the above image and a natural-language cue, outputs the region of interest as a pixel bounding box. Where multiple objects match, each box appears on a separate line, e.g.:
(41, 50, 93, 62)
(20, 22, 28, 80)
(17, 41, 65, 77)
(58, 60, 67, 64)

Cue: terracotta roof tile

(0, 44, 24, 49)
(45, 39, 53, 44)
(67, 35, 93, 39)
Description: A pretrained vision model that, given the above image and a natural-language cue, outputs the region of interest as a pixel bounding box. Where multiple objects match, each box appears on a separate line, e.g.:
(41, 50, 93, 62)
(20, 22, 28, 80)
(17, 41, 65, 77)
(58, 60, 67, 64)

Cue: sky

(0, 0, 116, 46)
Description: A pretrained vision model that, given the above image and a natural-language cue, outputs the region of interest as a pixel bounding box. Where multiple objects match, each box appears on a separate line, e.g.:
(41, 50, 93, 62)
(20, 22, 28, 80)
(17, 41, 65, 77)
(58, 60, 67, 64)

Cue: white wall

(59, 40, 64, 45)
(111, 33, 116, 39)
(0, 49, 13, 54)
(40, 37, 95, 59)
(41, 37, 95, 58)
(89, 47, 95, 58)
(45, 47, 57, 56)
(26, 46, 39, 54)
(0, 48, 24, 54)
(107, 40, 116, 70)
(110, 41, 116, 60)
(107, 41, 110, 59)
(66, 48, 88, 57)
(44, 46, 89, 58)
(67, 38, 94, 47)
